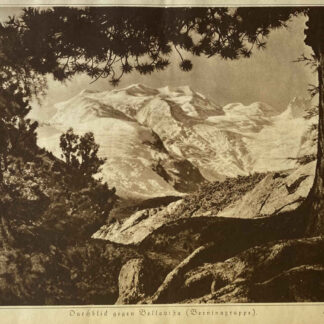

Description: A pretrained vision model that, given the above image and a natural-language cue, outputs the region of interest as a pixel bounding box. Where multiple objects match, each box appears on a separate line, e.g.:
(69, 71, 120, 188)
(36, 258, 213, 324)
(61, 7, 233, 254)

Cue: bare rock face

(116, 258, 151, 304)
(94, 162, 315, 246)
(219, 161, 315, 219)
(93, 199, 184, 245)
(146, 245, 210, 304)
(148, 236, 324, 303)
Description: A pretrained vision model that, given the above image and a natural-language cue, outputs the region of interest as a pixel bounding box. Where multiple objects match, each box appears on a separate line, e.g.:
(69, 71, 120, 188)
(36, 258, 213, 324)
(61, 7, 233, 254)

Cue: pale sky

(0, 7, 317, 118)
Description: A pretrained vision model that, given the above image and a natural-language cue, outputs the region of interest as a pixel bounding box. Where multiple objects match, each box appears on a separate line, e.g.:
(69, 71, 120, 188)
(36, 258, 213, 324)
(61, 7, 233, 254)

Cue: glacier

(35, 83, 317, 199)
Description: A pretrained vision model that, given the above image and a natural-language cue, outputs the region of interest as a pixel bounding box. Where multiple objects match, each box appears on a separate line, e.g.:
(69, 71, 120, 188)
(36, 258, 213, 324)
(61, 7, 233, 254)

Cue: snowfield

(36, 84, 317, 199)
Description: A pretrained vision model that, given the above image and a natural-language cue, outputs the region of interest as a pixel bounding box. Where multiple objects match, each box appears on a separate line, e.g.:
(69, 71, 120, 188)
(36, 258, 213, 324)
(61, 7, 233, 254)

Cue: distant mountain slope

(36, 84, 316, 199)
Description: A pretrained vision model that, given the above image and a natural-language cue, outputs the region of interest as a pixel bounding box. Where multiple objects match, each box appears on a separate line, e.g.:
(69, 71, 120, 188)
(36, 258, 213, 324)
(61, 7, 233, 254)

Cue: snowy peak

(280, 97, 312, 119)
(158, 85, 195, 97)
(223, 102, 278, 117)
(117, 83, 160, 97)
(37, 84, 316, 199)
(79, 89, 98, 95)
(53, 84, 225, 123)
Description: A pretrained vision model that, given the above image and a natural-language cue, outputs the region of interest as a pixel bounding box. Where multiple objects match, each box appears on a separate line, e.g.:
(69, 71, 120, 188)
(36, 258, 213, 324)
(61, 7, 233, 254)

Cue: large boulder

(146, 245, 210, 304)
(146, 237, 324, 303)
(93, 162, 315, 246)
(219, 161, 315, 219)
(92, 199, 184, 245)
(116, 258, 152, 304)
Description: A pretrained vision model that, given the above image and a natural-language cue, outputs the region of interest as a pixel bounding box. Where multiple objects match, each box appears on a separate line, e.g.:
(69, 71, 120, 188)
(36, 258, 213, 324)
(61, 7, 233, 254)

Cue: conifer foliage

(60, 128, 106, 178)
(2, 7, 304, 85)
(0, 76, 38, 177)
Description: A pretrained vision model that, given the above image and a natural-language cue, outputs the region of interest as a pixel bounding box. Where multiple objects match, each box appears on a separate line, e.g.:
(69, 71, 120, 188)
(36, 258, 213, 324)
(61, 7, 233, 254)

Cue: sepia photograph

(0, 3, 324, 319)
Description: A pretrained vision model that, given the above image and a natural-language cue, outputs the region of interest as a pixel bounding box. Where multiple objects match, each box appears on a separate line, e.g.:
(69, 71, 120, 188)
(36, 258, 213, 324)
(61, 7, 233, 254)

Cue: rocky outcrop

(116, 258, 149, 304)
(93, 162, 315, 246)
(219, 161, 316, 218)
(142, 237, 324, 303)
(92, 199, 184, 245)
(108, 160, 320, 305)
(146, 245, 210, 304)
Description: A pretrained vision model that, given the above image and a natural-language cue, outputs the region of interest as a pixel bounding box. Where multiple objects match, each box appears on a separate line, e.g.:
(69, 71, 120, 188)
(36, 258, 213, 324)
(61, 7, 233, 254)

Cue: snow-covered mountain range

(36, 84, 317, 199)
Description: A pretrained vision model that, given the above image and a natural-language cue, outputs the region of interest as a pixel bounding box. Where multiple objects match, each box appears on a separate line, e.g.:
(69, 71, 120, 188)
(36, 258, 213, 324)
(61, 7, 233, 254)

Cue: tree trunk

(3, 153, 7, 171)
(305, 52, 324, 235)
(304, 8, 324, 235)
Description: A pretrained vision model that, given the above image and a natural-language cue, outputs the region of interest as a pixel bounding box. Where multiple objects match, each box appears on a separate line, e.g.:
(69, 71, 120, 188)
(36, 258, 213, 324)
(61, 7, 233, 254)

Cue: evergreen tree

(59, 128, 105, 178)
(78, 132, 106, 178)
(0, 71, 39, 172)
(3, 7, 324, 234)
(59, 128, 79, 166)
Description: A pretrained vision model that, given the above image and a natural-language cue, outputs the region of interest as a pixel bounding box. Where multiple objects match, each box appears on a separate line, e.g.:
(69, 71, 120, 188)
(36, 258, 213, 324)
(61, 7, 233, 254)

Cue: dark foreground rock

(116, 258, 152, 304)
(130, 237, 324, 303)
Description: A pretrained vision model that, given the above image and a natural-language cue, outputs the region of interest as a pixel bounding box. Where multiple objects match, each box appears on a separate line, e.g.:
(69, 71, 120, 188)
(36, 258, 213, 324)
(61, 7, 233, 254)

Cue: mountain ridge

(35, 84, 316, 199)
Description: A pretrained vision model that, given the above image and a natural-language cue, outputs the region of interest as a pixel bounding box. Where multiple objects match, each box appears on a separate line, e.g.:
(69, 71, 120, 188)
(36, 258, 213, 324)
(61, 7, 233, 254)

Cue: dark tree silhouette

(60, 128, 106, 178)
(78, 131, 106, 178)
(0, 71, 39, 174)
(2, 7, 324, 234)
(59, 127, 79, 166)
(1, 8, 304, 84)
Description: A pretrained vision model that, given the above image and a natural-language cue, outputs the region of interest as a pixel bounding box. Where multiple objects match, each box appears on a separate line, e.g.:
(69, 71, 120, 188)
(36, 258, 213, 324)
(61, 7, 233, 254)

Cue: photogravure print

(0, 1, 323, 323)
